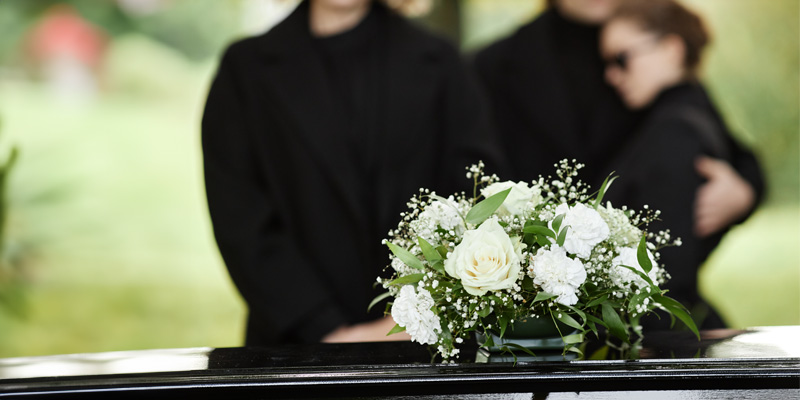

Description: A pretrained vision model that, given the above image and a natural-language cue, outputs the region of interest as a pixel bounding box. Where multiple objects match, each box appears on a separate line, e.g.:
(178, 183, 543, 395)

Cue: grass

(701, 207, 800, 327)
(0, 52, 247, 357)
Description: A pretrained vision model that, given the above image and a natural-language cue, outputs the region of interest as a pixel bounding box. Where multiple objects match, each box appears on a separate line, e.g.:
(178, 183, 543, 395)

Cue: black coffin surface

(0, 326, 798, 399)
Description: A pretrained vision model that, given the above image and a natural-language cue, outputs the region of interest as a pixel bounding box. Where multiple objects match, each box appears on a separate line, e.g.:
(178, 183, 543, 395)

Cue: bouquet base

(475, 347, 579, 363)
(474, 316, 579, 362)
(475, 330, 568, 352)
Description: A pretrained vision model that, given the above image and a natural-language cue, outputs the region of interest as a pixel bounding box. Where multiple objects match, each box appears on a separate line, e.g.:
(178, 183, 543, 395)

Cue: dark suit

(202, 1, 502, 344)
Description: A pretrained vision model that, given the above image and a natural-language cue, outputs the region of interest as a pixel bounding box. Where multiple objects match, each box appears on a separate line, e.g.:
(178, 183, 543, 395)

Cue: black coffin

(0, 326, 798, 399)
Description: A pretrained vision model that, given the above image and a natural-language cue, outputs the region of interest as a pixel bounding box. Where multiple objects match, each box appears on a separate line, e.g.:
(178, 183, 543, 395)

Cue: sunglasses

(604, 37, 662, 70)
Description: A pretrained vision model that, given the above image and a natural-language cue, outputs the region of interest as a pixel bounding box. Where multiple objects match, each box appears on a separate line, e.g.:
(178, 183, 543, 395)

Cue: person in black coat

(474, 0, 763, 329)
(473, 0, 763, 238)
(599, 0, 760, 329)
(202, 0, 503, 345)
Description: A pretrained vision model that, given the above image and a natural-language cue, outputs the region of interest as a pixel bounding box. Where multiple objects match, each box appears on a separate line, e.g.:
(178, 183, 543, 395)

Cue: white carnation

(529, 245, 587, 306)
(610, 246, 659, 289)
(481, 181, 542, 216)
(550, 203, 610, 259)
(391, 285, 442, 345)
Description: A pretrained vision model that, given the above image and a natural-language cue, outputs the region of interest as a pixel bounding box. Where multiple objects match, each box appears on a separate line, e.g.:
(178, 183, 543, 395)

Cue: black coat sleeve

(202, 46, 348, 343)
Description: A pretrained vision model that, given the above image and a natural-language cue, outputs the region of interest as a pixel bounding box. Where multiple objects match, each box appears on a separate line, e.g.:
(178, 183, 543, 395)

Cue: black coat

(202, 1, 502, 344)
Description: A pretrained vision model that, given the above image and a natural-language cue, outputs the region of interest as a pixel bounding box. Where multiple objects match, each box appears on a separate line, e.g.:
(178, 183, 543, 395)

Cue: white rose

(444, 218, 522, 296)
(610, 246, 659, 289)
(481, 181, 542, 216)
(550, 203, 610, 259)
(529, 245, 587, 306)
(391, 285, 441, 345)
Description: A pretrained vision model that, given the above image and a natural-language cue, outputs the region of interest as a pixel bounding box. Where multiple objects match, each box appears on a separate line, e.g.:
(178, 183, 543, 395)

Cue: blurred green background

(0, 0, 797, 358)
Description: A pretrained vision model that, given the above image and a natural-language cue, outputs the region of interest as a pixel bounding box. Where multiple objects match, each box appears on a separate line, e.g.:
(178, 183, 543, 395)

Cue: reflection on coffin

(0, 326, 798, 399)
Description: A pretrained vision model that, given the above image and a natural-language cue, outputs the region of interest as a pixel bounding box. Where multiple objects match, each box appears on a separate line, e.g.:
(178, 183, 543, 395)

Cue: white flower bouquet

(374, 160, 698, 361)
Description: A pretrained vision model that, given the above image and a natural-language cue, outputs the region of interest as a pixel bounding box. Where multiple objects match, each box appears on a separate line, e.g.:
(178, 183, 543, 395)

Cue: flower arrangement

(374, 160, 698, 361)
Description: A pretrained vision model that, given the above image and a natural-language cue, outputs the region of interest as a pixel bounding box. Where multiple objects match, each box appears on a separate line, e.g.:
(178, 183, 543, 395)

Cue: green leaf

(605, 299, 623, 309)
(565, 345, 584, 356)
(522, 225, 556, 239)
(652, 293, 687, 312)
(522, 233, 535, 247)
(389, 273, 425, 286)
(386, 242, 424, 270)
(523, 219, 547, 230)
(367, 291, 391, 312)
(551, 213, 565, 234)
(556, 312, 583, 330)
(498, 315, 509, 337)
(522, 219, 544, 246)
(586, 295, 608, 308)
(618, 265, 658, 291)
(652, 294, 700, 339)
(535, 234, 551, 247)
(593, 173, 618, 209)
(586, 320, 599, 337)
(502, 342, 537, 358)
(465, 188, 511, 225)
(429, 260, 445, 273)
(564, 305, 586, 321)
(562, 333, 585, 344)
(627, 290, 652, 314)
(481, 334, 495, 348)
(533, 292, 557, 303)
(585, 314, 607, 328)
(601, 302, 629, 343)
(556, 225, 569, 247)
(521, 276, 536, 291)
(637, 235, 653, 274)
(477, 304, 493, 318)
(387, 324, 406, 336)
(418, 237, 442, 263)
(435, 245, 449, 259)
